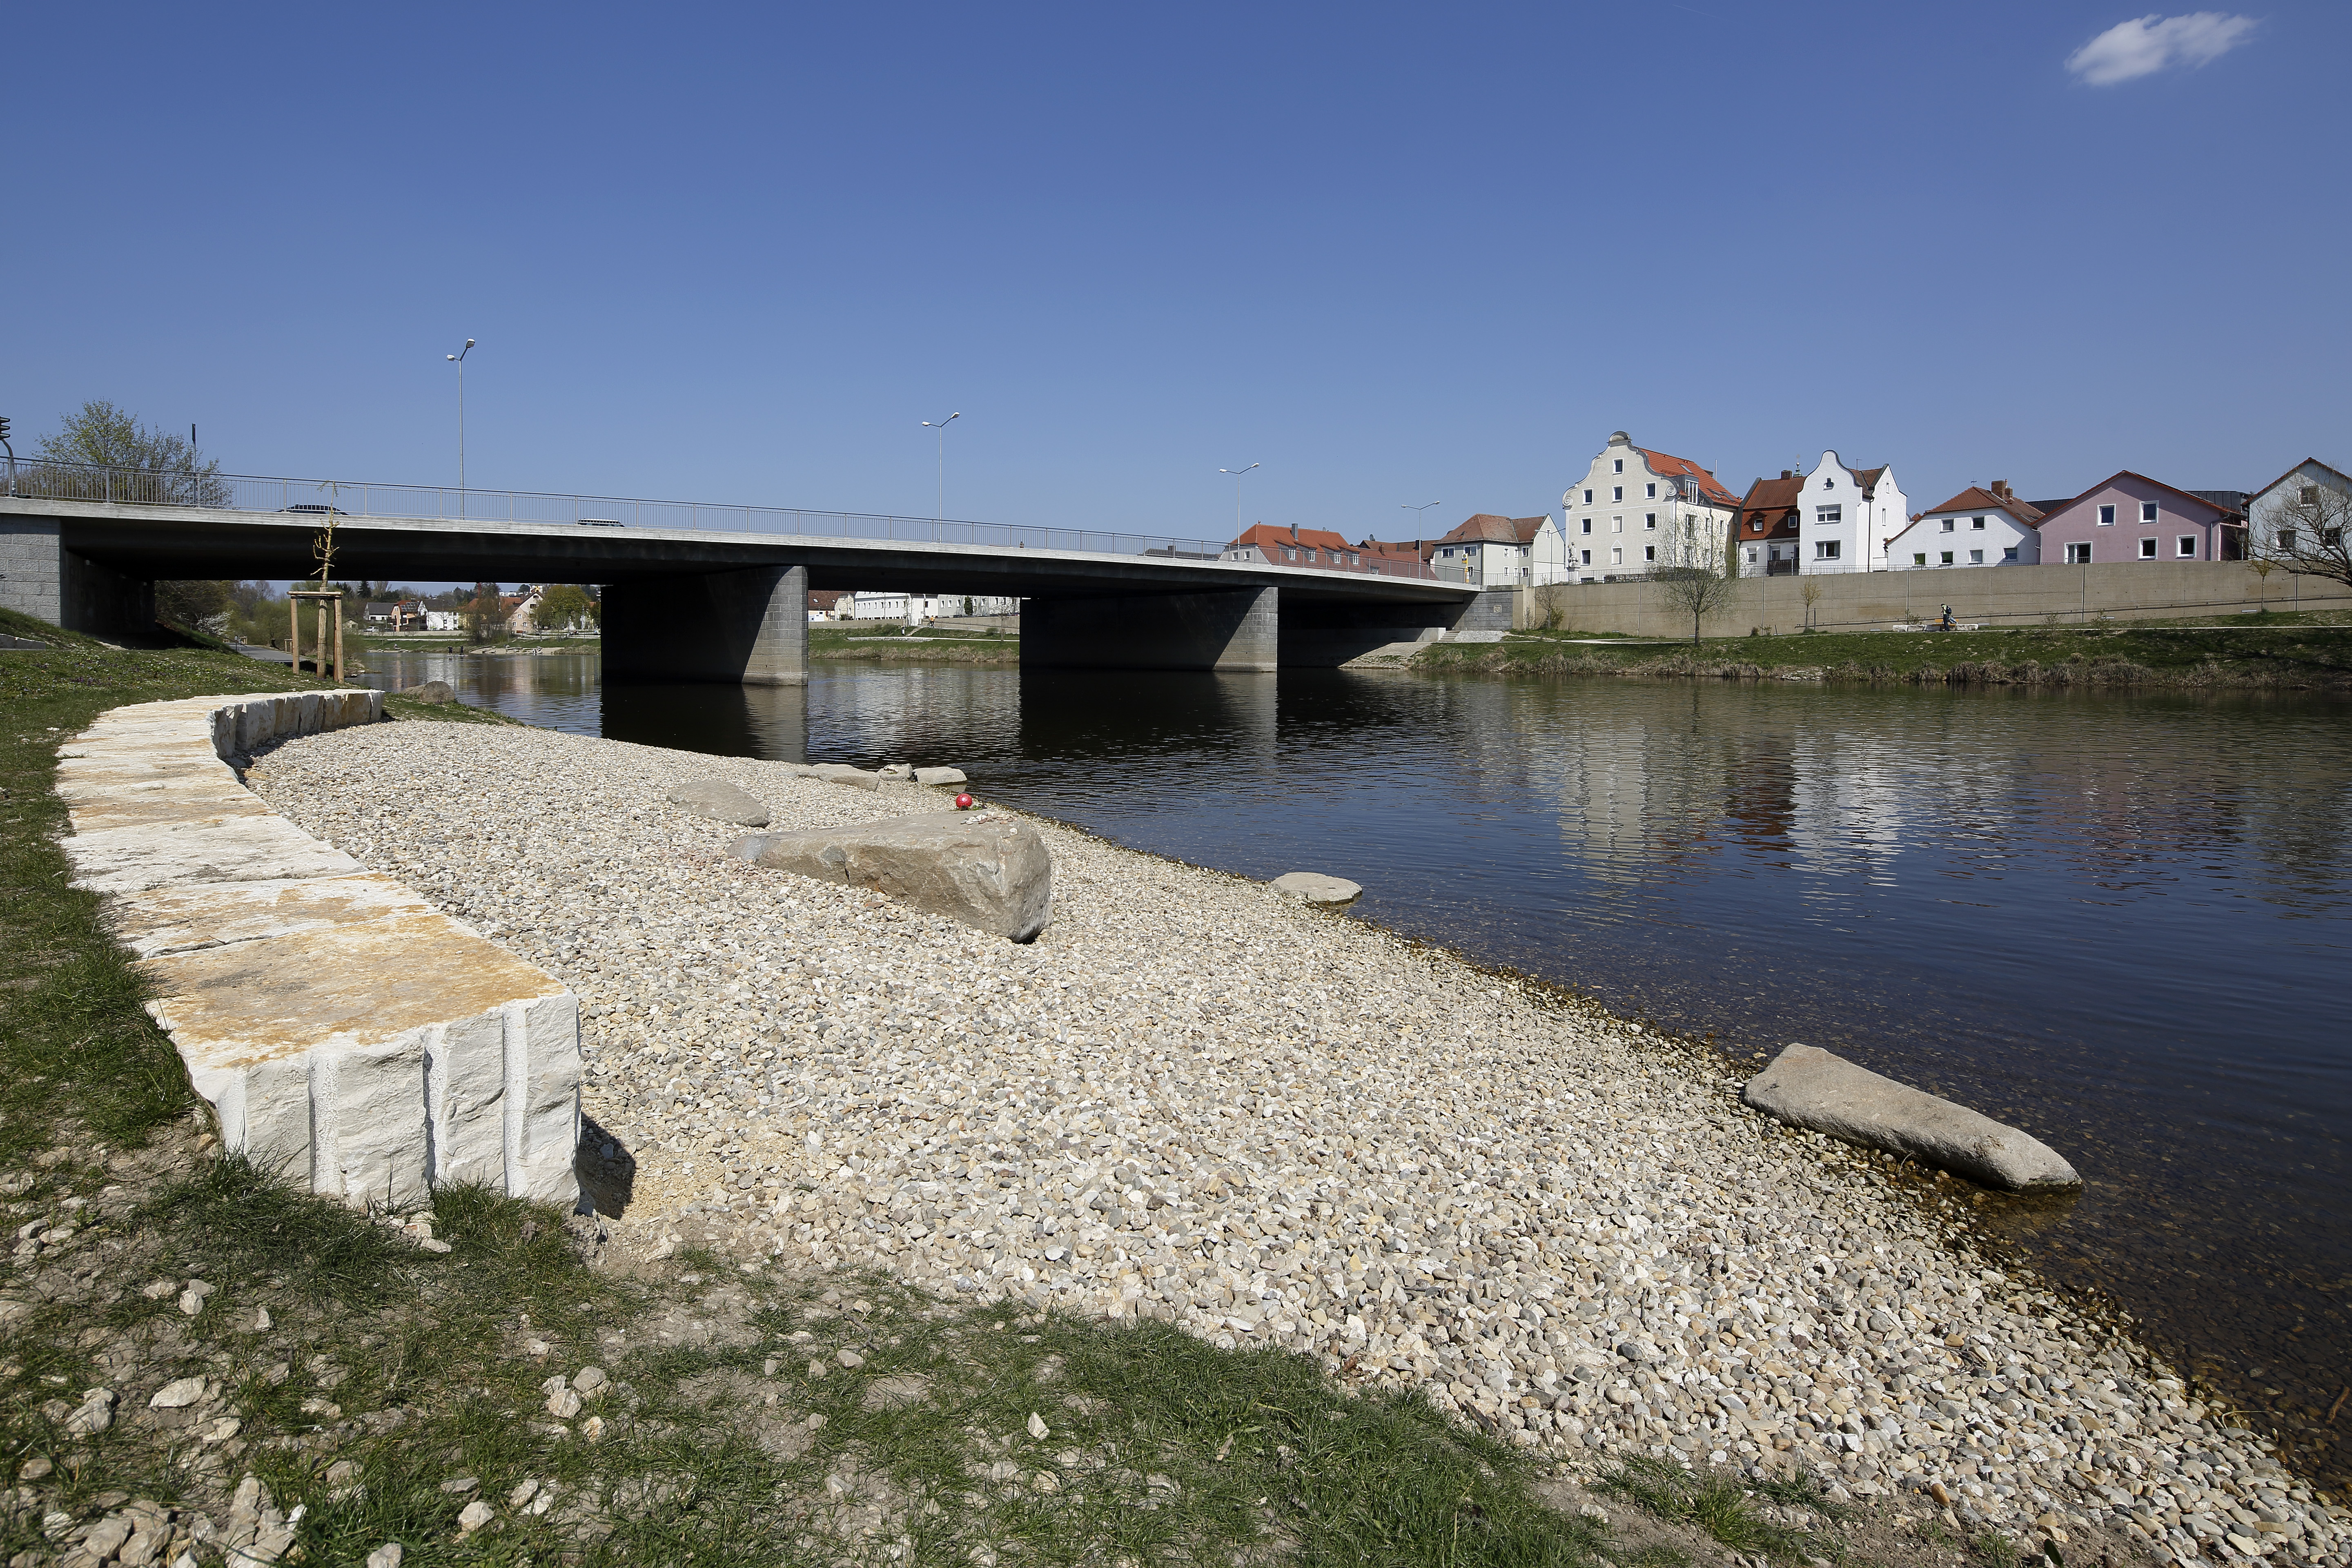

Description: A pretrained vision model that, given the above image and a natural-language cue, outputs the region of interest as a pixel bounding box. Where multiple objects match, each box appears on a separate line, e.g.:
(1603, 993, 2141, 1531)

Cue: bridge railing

(0, 457, 1439, 579)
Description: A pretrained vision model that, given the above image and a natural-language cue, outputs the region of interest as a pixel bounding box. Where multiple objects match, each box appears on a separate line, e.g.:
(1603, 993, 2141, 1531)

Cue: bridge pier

(2, 518, 155, 640)
(1022, 586, 1278, 672)
(602, 564, 807, 685)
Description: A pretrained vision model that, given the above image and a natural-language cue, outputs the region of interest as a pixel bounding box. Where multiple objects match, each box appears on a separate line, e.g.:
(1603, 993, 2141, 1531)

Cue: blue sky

(5, 2, 2344, 546)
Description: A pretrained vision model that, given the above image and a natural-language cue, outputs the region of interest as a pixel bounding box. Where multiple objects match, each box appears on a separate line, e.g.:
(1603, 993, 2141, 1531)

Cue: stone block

(107, 874, 436, 960)
(1741, 1044, 2080, 1192)
(730, 809, 1053, 942)
(63, 815, 365, 895)
(665, 778, 771, 826)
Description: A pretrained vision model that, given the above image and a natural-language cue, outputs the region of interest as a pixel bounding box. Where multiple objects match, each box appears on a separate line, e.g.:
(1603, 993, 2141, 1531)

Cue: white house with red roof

(1221, 524, 1367, 570)
(1560, 431, 1741, 581)
(1429, 513, 1546, 587)
(1793, 450, 1909, 573)
(1886, 480, 2051, 570)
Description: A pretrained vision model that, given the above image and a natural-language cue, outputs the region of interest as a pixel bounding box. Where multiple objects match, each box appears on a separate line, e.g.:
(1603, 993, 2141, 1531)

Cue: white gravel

(247, 722, 2351, 1564)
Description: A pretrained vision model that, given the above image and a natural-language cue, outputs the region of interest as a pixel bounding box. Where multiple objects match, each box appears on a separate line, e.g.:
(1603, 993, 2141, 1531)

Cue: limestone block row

(57, 692, 581, 1211)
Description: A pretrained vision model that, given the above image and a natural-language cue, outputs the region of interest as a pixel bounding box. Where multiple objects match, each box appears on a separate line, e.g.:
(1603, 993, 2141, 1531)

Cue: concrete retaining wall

(58, 691, 581, 1212)
(1517, 563, 2352, 638)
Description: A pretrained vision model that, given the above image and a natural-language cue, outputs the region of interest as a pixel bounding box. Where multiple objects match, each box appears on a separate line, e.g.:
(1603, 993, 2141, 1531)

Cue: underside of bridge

(1, 503, 1497, 681)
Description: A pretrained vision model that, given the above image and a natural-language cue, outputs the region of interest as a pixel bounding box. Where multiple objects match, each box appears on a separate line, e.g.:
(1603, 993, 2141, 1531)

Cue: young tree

(32, 401, 228, 507)
(464, 582, 508, 644)
(2251, 483, 2352, 592)
(1799, 578, 1824, 631)
(1650, 512, 1740, 644)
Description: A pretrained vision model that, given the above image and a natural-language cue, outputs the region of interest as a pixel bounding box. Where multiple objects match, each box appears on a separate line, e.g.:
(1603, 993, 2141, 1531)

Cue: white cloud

(2065, 12, 2258, 85)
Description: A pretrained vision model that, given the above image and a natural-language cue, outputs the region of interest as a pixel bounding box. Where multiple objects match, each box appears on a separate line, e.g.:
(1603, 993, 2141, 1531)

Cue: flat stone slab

(729, 810, 1052, 942)
(809, 763, 882, 791)
(1742, 1044, 2080, 1192)
(59, 690, 581, 1210)
(665, 778, 770, 827)
(1271, 871, 1363, 905)
(914, 766, 968, 787)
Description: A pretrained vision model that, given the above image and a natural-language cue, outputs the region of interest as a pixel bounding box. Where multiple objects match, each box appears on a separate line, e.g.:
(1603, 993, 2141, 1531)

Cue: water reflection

(359, 650, 2352, 1486)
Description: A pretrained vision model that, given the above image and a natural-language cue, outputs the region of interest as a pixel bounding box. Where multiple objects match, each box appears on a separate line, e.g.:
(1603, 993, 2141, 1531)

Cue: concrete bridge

(0, 473, 1498, 683)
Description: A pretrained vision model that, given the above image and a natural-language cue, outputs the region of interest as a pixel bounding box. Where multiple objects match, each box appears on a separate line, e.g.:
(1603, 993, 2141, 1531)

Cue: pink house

(2034, 472, 2245, 566)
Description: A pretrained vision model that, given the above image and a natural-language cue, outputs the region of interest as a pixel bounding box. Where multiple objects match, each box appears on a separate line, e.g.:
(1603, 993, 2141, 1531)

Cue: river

(365, 648, 2352, 1487)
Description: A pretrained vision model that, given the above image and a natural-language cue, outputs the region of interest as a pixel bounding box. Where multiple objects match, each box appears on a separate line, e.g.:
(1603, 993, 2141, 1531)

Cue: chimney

(1780, 470, 1792, 479)
(1991, 480, 2011, 498)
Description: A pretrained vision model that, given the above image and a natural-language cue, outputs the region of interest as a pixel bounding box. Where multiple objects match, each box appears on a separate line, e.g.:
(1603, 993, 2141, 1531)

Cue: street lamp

(1220, 463, 1259, 538)
(922, 412, 961, 521)
(1401, 501, 1441, 536)
(445, 339, 474, 516)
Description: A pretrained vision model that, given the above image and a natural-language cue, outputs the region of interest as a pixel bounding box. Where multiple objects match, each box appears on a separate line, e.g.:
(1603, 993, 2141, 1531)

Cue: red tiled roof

(1435, 512, 1546, 546)
(1919, 486, 2046, 529)
(1634, 448, 1740, 508)
(1226, 523, 1354, 553)
(1735, 476, 1803, 539)
(1358, 538, 1437, 561)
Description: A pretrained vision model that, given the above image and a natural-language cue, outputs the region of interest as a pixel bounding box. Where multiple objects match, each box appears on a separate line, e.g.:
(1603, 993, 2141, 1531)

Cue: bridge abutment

(1022, 586, 1278, 672)
(602, 564, 807, 685)
(2, 519, 154, 639)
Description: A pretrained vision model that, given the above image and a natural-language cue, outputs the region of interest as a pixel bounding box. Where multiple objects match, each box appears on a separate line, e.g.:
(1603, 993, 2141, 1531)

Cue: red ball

(954, 793, 975, 810)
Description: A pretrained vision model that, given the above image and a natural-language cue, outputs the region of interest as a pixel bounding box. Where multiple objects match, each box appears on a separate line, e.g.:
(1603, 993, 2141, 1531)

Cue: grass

(0, 619, 1620, 1566)
(1415, 619, 2352, 690)
(1597, 1456, 1817, 1560)
(810, 625, 1020, 664)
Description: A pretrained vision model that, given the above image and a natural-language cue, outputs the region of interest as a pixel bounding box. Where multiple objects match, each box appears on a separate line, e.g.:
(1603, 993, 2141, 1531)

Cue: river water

(366, 650, 2352, 1485)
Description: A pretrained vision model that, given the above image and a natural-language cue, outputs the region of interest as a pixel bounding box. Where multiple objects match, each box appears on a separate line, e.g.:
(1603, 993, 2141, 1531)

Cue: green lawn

(1417, 619, 2352, 690)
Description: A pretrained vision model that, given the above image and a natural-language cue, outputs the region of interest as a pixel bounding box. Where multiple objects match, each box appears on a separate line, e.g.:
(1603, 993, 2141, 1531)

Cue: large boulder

(665, 778, 770, 827)
(398, 680, 456, 704)
(1742, 1045, 2080, 1192)
(728, 811, 1052, 942)
(1271, 871, 1362, 905)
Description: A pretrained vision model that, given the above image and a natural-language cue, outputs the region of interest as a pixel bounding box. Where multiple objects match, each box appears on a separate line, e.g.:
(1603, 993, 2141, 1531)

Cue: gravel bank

(247, 724, 2350, 1564)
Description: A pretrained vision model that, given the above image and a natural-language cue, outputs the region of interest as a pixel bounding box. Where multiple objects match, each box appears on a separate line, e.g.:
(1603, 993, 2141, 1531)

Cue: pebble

(249, 726, 2352, 1561)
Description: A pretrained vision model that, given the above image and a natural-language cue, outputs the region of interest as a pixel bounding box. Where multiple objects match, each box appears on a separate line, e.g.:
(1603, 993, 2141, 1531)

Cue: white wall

(1796, 451, 1909, 573)
(1530, 517, 1572, 585)
(1887, 506, 2040, 569)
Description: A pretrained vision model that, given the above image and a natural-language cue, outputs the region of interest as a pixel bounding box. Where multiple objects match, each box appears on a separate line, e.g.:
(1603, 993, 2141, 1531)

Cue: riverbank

(246, 717, 2352, 1561)
(810, 626, 1020, 663)
(1417, 621, 2352, 690)
(0, 626, 1665, 1565)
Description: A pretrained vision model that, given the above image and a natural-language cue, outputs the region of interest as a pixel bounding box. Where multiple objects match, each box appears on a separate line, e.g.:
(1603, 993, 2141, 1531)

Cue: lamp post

(922, 412, 961, 522)
(445, 339, 474, 515)
(1220, 463, 1259, 538)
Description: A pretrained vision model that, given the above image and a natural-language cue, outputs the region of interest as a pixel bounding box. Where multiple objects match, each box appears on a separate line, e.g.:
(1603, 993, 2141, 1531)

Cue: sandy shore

(246, 723, 2350, 1564)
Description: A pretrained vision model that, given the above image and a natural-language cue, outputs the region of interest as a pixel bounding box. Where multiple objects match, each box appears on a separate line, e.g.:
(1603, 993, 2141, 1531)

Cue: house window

(1645, 513, 1657, 530)
(1613, 486, 1623, 501)
(1940, 519, 1955, 533)
(2177, 535, 2197, 558)
(1969, 549, 1983, 564)
(1816, 506, 1842, 526)
(1580, 518, 1592, 534)
(1612, 516, 1623, 533)
(2299, 485, 2321, 504)
(2003, 546, 2019, 561)
(2066, 542, 2091, 563)
(1612, 459, 1623, 473)
(2138, 537, 2158, 559)
(2098, 504, 2116, 526)
(1580, 549, 1592, 565)
(1645, 483, 1657, 499)
(1746, 548, 1760, 563)
(2278, 529, 2297, 550)
(1644, 544, 1656, 562)
(1913, 552, 1927, 566)
(2140, 500, 2158, 524)
(1583, 489, 1593, 504)
(1610, 546, 1622, 564)
(1822, 477, 1835, 490)
(1971, 516, 1987, 530)
(1940, 551, 1953, 565)
(1815, 540, 1842, 560)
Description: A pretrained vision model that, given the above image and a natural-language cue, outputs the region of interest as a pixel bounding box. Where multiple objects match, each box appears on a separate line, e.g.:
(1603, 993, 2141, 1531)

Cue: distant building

(2034, 473, 2245, 566)
(425, 609, 463, 632)
(1731, 473, 1804, 578)
(1354, 538, 1436, 578)
(2246, 459, 2352, 558)
(1562, 432, 1740, 581)
(1429, 514, 1546, 587)
(1886, 481, 2052, 570)
(1792, 450, 1909, 573)
(1222, 525, 1366, 570)
(846, 592, 1019, 621)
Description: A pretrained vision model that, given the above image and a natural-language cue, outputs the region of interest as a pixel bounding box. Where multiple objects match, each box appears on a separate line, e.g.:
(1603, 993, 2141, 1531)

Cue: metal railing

(0, 456, 1439, 579)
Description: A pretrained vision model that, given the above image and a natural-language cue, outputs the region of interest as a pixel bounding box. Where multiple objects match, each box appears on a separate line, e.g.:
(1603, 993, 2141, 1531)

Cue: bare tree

(2250, 481, 2352, 592)
(1649, 512, 1739, 644)
(1799, 578, 1823, 631)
